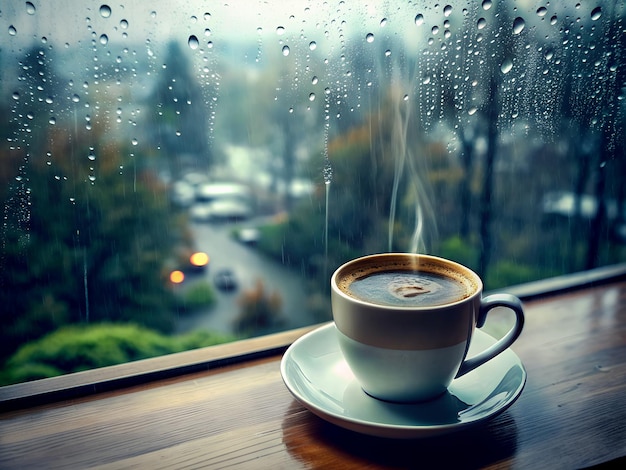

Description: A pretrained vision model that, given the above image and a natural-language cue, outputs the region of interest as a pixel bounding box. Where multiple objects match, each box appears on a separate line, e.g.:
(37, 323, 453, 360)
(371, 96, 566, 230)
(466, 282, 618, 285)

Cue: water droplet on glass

(311, 76, 319, 85)
(385, 50, 391, 57)
(25, 2, 36, 15)
(276, 26, 285, 35)
(323, 161, 333, 185)
(89, 175, 96, 182)
(590, 7, 602, 21)
(415, 14, 424, 27)
(477, 18, 487, 30)
(120, 19, 128, 29)
(482, 0, 492, 10)
(468, 107, 478, 116)
(99, 4, 112, 18)
(282, 45, 290, 56)
(9, 25, 17, 36)
(366, 33, 374, 43)
(188, 35, 199, 50)
(99, 34, 108, 45)
(513, 17, 525, 34)
(550, 15, 558, 26)
(150, 11, 157, 18)
(444, 5, 452, 17)
(403, 94, 409, 101)
(12, 91, 20, 100)
(49, 117, 56, 125)
(380, 18, 388, 28)
(72, 94, 80, 103)
(501, 58, 513, 74)
(131, 138, 138, 146)
(309, 41, 317, 50)
(309, 93, 316, 102)
(537, 7, 548, 17)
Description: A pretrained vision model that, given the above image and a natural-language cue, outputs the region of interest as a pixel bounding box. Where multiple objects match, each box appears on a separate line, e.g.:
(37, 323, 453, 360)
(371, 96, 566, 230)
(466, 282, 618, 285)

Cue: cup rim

(331, 253, 483, 310)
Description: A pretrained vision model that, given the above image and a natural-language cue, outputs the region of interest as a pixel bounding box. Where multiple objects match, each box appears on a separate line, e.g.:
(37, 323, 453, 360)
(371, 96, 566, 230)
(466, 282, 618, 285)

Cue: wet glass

(1, 1, 624, 384)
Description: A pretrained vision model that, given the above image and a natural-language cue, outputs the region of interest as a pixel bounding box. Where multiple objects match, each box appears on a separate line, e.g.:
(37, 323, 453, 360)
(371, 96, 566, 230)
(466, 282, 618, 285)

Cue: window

(1, 0, 624, 385)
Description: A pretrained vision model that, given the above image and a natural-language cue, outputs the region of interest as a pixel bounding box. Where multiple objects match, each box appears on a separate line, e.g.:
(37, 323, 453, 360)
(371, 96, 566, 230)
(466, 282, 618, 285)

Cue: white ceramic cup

(331, 253, 524, 403)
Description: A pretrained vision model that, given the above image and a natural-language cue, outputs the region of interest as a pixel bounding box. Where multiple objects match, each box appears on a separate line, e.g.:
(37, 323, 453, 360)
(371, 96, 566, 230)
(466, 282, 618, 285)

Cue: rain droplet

(309, 93, 316, 102)
(384, 50, 391, 57)
(120, 19, 128, 29)
(477, 18, 487, 30)
(49, 117, 56, 125)
(501, 58, 513, 74)
(99, 4, 112, 18)
(276, 26, 285, 35)
(415, 14, 424, 27)
(188, 35, 199, 49)
(550, 15, 558, 26)
(403, 94, 409, 101)
(482, 0, 492, 10)
(444, 5, 452, 17)
(282, 45, 290, 56)
(537, 7, 548, 17)
(309, 41, 317, 50)
(9, 25, 17, 36)
(25, 2, 36, 15)
(99, 34, 108, 45)
(590, 7, 602, 21)
(131, 138, 138, 146)
(468, 107, 478, 115)
(513, 17, 525, 34)
(72, 94, 80, 103)
(12, 91, 20, 100)
(380, 18, 388, 27)
(311, 76, 319, 85)
(366, 33, 374, 43)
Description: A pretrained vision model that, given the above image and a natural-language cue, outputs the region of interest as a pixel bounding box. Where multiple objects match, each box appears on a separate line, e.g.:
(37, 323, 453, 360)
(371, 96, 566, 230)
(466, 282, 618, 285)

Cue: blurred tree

(146, 41, 213, 178)
(0, 123, 184, 363)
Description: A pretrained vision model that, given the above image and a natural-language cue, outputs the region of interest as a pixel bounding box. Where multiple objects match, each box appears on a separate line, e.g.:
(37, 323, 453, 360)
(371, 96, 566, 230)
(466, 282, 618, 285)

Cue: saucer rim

(280, 322, 526, 439)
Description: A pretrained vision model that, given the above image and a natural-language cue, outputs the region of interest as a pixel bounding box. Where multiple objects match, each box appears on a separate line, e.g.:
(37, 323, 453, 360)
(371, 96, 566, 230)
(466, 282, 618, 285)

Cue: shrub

(0, 323, 234, 385)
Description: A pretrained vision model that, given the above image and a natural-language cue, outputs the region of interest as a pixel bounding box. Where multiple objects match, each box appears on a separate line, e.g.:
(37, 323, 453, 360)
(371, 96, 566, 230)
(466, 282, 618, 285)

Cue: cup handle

(455, 293, 524, 378)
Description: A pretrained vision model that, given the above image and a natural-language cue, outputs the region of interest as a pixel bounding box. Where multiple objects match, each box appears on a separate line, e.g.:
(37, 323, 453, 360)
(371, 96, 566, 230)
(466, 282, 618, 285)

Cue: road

(174, 220, 318, 336)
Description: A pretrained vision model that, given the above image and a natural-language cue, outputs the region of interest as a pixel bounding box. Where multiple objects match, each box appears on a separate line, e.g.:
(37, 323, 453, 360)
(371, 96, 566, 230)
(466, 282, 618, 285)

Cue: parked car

(214, 268, 237, 291)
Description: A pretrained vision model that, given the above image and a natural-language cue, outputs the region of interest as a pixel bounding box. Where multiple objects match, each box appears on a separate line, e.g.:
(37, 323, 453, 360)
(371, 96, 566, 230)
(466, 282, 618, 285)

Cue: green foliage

(0, 124, 184, 362)
(176, 281, 217, 312)
(233, 280, 284, 336)
(0, 323, 234, 386)
(435, 236, 479, 271)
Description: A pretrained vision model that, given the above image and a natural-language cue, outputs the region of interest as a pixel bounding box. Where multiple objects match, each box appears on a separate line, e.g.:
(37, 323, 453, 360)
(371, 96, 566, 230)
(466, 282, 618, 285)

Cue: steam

(387, 66, 437, 255)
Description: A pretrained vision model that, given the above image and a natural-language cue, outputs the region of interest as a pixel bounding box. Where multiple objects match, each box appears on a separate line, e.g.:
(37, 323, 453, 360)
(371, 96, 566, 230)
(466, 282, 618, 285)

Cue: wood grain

(1, 281, 625, 469)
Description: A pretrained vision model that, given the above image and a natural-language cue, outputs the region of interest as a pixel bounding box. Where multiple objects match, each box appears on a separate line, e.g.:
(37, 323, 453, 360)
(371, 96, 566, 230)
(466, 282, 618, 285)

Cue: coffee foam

(336, 256, 478, 304)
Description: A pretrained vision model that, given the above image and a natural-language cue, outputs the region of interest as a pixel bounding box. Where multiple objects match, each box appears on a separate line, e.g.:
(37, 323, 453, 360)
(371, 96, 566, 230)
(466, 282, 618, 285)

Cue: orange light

(170, 270, 185, 284)
(190, 252, 209, 267)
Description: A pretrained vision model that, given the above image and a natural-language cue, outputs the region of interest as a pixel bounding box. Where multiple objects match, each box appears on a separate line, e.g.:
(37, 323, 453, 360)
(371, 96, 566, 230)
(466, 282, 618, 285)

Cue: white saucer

(280, 323, 526, 439)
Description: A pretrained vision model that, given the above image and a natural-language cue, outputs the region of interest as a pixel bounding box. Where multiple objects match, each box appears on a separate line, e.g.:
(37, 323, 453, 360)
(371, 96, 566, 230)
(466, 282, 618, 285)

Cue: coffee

(336, 257, 475, 308)
(346, 270, 469, 307)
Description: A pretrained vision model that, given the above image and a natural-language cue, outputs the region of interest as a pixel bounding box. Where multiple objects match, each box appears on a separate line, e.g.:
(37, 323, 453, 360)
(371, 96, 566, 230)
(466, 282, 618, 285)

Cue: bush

(0, 323, 234, 385)
(176, 281, 216, 312)
(233, 280, 284, 336)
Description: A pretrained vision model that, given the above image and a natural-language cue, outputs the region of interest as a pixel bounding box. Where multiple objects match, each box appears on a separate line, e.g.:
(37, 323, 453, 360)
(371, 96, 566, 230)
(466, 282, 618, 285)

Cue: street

(174, 220, 318, 336)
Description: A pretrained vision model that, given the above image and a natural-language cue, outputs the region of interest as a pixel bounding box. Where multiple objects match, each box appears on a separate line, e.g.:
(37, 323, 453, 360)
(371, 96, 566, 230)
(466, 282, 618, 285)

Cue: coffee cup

(331, 253, 524, 402)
